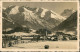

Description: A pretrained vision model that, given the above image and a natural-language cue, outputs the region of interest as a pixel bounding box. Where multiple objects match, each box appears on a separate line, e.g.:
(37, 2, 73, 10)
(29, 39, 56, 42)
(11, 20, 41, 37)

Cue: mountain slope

(53, 11, 77, 32)
(3, 5, 65, 30)
(61, 9, 76, 18)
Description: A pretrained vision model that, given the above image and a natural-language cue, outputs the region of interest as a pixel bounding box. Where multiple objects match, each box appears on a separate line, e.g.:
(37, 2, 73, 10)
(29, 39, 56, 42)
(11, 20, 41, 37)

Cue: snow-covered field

(5, 40, 78, 49)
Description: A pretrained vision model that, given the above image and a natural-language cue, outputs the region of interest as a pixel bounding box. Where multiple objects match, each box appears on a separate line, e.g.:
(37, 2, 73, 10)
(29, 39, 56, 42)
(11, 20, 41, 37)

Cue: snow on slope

(3, 7, 6, 10)
(35, 7, 65, 20)
(3, 5, 65, 30)
(9, 6, 19, 14)
(50, 10, 66, 20)
(6, 5, 65, 21)
(40, 8, 48, 17)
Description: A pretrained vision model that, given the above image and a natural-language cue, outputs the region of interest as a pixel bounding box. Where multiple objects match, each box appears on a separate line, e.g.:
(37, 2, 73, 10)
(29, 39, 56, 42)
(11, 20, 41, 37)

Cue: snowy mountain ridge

(3, 5, 66, 30)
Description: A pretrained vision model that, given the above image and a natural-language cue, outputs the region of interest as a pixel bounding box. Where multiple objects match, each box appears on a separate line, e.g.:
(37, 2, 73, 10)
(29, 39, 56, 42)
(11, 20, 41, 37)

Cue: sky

(3, 2, 77, 14)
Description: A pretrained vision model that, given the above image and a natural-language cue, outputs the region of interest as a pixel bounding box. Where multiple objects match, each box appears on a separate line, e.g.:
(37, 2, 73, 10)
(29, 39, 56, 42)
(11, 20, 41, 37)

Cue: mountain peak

(61, 9, 76, 18)
(4, 5, 65, 20)
(3, 5, 66, 30)
(9, 6, 19, 14)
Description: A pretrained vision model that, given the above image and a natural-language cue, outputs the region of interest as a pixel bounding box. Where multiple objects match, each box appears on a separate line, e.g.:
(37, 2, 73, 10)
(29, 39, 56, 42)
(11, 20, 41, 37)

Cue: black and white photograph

(2, 2, 79, 50)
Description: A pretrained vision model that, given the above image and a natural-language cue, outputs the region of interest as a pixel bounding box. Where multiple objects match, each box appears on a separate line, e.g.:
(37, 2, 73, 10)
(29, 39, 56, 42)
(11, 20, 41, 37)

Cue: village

(2, 28, 77, 49)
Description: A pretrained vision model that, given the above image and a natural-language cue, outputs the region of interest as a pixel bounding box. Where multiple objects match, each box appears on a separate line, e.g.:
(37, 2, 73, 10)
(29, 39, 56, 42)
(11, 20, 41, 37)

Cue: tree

(23, 27, 31, 33)
(14, 27, 23, 32)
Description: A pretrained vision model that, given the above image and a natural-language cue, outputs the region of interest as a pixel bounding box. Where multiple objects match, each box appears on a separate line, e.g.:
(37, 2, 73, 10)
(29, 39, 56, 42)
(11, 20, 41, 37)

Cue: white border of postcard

(0, 0, 79, 51)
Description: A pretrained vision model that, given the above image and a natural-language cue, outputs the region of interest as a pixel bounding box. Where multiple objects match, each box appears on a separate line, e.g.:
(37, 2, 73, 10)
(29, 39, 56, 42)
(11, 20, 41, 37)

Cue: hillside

(53, 11, 77, 32)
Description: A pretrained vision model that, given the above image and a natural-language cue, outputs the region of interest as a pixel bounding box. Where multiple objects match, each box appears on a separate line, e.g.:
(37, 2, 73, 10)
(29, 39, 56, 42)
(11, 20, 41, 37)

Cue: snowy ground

(4, 40, 78, 49)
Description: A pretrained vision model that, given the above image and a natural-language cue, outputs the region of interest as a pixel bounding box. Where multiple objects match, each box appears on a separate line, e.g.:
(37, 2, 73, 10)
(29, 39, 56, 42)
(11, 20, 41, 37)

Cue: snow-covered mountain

(2, 7, 6, 10)
(2, 5, 65, 30)
(33, 7, 65, 20)
(61, 9, 76, 18)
